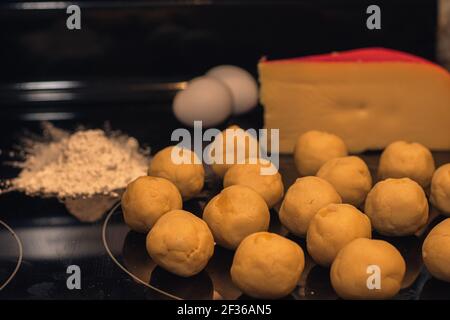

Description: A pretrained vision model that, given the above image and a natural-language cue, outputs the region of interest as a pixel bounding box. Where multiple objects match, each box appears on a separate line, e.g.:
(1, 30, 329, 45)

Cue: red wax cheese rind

(262, 48, 435, 65)
(259, 48, 450, 153)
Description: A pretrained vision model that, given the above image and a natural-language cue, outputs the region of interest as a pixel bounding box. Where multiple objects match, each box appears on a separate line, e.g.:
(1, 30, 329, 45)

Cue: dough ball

(365, 178, 428, 236)
(203, 185, 270, 250)
(316, 156, 372, 207)
(148, 146, 204, 200)
(307, 204, 372, 266)
(223, 159, 284, 208)
(430, 164, 450, 215)
(122, 176, 182, 233)
(146, 210, 214, 277)
(422, 218, 450, 282)
(378, 141, 435, 188)
(294, 130, 348, 176)
(279, 176, 342, 237)
(231, 232, 305, 299)
(208, 125, 259, 178)
(330, 238, 406, 299)
(206, 65, 258, 115)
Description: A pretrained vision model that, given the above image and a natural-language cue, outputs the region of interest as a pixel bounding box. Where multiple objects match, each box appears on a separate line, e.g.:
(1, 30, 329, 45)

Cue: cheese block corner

(259, 48, 450, 153)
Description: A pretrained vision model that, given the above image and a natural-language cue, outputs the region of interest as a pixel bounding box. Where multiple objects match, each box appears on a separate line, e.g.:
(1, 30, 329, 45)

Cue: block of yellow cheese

(259, 48, 450, 153)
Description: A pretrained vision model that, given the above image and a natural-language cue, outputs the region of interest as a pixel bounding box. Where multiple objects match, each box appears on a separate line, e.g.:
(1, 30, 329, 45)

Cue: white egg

(173, 76, 233, 127)
(206, 65, 258, 115)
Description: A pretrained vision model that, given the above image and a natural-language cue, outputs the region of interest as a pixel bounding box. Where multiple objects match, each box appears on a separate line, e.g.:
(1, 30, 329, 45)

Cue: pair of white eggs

(173, 65, 259, 127)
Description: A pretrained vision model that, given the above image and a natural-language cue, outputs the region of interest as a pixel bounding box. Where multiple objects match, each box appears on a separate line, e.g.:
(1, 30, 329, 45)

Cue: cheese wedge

(259, 48, 450, 153)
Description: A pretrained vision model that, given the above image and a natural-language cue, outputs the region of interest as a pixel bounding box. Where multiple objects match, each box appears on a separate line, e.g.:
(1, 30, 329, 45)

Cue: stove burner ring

(102, 203, 182, 300)
(0, 219, 23, 291)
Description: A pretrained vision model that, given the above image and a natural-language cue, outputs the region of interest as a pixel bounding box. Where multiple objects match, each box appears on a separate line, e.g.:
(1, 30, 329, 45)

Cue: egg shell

(207, 65, 258, 115)
(173, 76, 233, 127)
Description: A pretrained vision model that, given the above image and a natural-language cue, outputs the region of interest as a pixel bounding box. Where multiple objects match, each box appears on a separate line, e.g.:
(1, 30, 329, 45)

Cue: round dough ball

(316, 156, 372, 207)
(430, 164, 450, 215)
(148, 146, 204, 200)
(206, 65, 258, 115)
(172, 76, 232, 127)
(122, 176, 182, 233)
(294, 130, 348, 176)
(279, 176, 342, 237)
(423, 218, 450, 282)
(208, 125, 259, 178)
(307, 204, 372, 266)
(330, 238, 406, 299)
(378, 141, 435, 188)
(146, 210, 214, 277)
(223, 159, 284, 208)
(203, 185, 269, 249)
(231, 232, 305, 299)
(365, 178, 429, 236)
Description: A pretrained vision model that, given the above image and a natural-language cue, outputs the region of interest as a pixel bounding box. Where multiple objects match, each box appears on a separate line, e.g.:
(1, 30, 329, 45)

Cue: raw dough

(203, 185, 270, 249)
(148, 146, 204, 199)
(378, 141, 435, 188)
(146, 210, 215, 277)
(294, 130, 348, 176)
(365, 178, 428, 236)
(223, 159, 284, 208)
(430, 164, 450, 215)
(330, 238, 406, 299)
(208, 125, 259, 178)
(316, 156, 372, 207)
(422, 218, 450, 282)
(231, 232, 305, 299)
(121, 176, 182, 233)
(307, 203, 372, 266)
(279, 176, 342, 237)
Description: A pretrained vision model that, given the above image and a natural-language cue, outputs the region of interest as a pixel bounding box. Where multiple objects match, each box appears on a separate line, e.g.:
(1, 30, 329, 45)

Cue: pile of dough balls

(231, 232, 305, 299)
(294, 130, 348, 176)
(203, 185, 270, 249)
(224, 158, 284, 208)
(378, 141, 435, 188)
(365, 178, 429, 236)
(122, 176, 182, 233)
(279, 176, 342, 237)
(120, 126, 450, 300)
(286, 130, 450, 299)
(173, 65, 258, 127)
(148, 146, 204, 199)
(316, 156, 372, 207)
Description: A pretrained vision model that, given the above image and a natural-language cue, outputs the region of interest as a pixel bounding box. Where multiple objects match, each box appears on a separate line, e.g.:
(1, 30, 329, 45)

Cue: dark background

(0, 0, 440, 149)
(0, 0, 439, 84)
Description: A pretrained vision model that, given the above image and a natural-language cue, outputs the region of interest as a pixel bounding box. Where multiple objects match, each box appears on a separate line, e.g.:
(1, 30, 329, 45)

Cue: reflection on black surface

(0, 220, 21, 290)
(305, 265, 338, 300)
(150, 267, 213, 300)
(237, 293, 295, 301)
(421, 278, 450, 300)
(122, 231, 156, 284)
(206, 245, 241, 300)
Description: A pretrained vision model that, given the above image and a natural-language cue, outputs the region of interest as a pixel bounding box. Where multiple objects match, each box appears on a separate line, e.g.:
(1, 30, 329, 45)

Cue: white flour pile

(6, 125, 149, 199)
